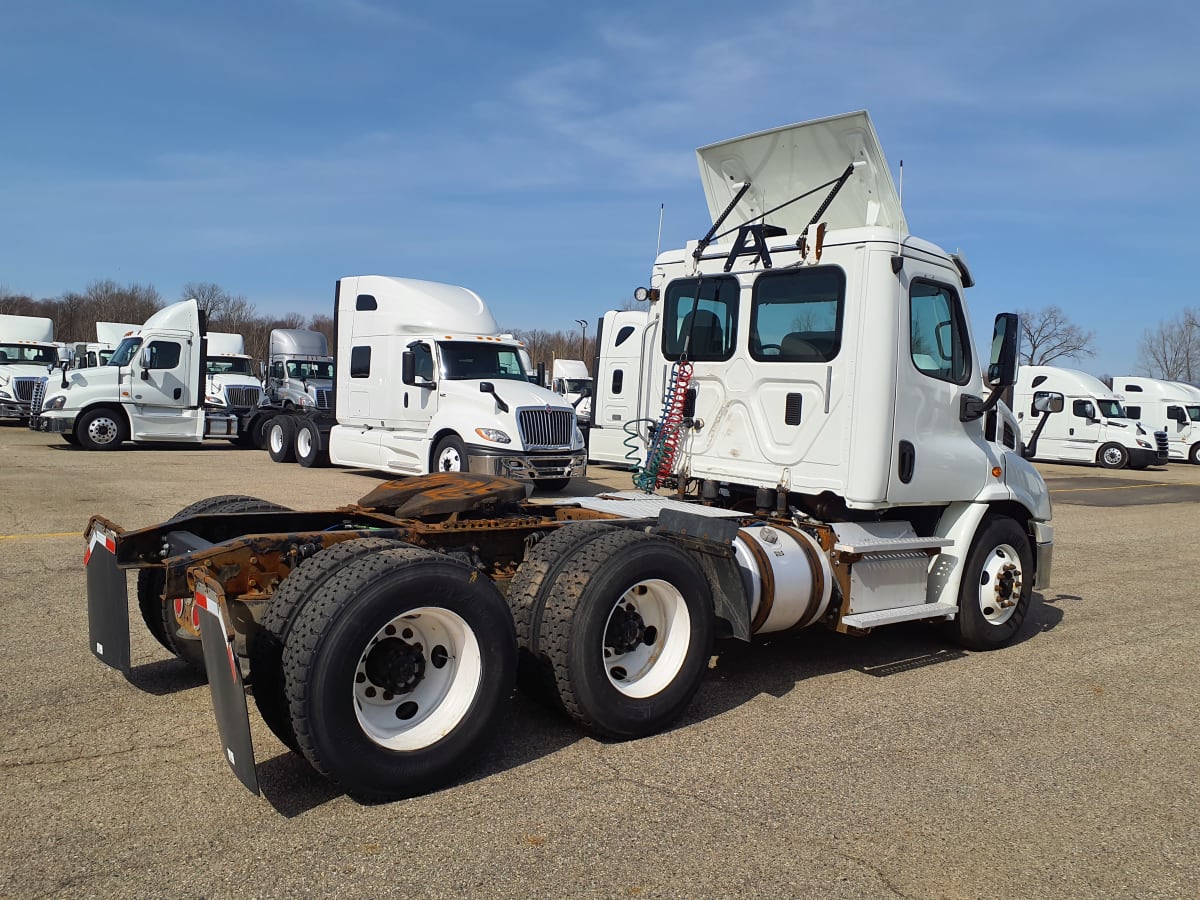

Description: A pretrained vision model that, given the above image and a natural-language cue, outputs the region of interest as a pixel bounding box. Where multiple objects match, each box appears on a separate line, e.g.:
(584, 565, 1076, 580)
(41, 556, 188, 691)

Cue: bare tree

(1018, 306, 1096, 365)
(181, 282, 258, 335)
(1136, 308, 1200, 381)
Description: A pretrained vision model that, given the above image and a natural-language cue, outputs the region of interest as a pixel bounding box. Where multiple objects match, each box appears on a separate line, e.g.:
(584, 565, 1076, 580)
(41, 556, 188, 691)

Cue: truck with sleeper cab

(1111, 375, 1200, 464)
(82, 110, 1054, 803)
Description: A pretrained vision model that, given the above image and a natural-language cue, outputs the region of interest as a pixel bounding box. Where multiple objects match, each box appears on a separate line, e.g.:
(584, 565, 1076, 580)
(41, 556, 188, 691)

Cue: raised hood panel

(696, 110, 906, 236)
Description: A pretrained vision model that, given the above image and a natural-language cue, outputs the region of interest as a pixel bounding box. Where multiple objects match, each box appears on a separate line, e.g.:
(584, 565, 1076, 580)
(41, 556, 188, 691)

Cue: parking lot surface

(2, 425, 1197, 898)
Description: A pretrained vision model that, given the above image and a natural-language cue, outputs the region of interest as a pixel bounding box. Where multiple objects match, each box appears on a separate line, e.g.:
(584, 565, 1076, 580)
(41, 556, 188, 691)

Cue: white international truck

(203, 332, 263, 421)
(1014, 366, 1167, 468)
(0, 314, 60, 422)
(73, 322, 140, 369)
(261, 276, 588, 491)
(32, 301, 259, 448)
(261, 328, 334, 410)
(82, 110, 1054, 803)
(550, 358, 593, 424)
(1111, 376, 1200, 464)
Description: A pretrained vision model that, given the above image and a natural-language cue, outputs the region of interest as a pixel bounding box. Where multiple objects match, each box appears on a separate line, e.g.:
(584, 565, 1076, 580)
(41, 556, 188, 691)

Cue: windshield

(286, 360, 334, 379)
(109, 337, 143, 366)
(1097, 398, 1127, 419)
(0, 343, 58, 366)
(439, 342, 529, 381)
(1186, 404, 1200, 423)
(99, 349, 116, 366)
(206, 357, 253, 376)
(562, 378, 592, 394)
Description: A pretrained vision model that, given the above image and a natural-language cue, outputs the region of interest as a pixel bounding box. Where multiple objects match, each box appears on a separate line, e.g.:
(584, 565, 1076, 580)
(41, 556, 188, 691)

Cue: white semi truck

(1111, 375, 1200, 464)
(0, 314, 60, 422)
(550, 358, 593, 424)
(32, 301, 257, 448)
(1014, 366, 1167, 468)
(261, 328, 334, 410)
(587, 308, 651, 464)
(82, 110, 1054, 803)
(203, 332, 263, 421)
(262, 276, 588, 491)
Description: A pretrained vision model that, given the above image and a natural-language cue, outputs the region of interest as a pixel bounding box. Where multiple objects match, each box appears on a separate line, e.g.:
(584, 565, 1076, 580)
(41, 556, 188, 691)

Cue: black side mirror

(987, 313, 1020, 387)
(401, 351, 414, 385)
(1033, 392, 1064, 414)
(479, 381, 509, 413)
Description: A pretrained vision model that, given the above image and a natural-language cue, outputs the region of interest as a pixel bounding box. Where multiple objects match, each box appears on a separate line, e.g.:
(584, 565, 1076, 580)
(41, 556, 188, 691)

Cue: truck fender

(926, 501, 990, 608)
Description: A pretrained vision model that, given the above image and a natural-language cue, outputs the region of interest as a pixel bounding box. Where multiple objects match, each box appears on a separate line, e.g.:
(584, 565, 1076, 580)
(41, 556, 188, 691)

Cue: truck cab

(262, 329, 334, 410)
(551, 359, 593, 425)
(0, 314, 59, 421)
(327, 276, 587, 490)
(1112, 375, 1200, 465)
(1014, 366, 1167, 469)
(203, 332, 263, 417)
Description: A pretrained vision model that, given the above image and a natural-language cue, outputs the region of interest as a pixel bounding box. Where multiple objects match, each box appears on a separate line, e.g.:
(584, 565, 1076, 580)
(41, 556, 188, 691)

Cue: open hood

(696, 110, 906, 237)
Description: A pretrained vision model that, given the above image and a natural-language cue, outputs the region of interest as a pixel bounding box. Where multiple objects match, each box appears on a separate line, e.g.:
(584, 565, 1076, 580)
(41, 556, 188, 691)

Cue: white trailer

(1112, 376, 1200, 464)
(83, 110, 1055, 802)
(0, 314, 59, 421)
(32, 301, 253, 448)
(1014, 366, 1167, 468)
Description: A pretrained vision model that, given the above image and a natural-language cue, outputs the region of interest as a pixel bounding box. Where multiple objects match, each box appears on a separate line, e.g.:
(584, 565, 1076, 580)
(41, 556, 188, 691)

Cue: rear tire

(268, 415, 297, 463)
(538, 531, 714, 740)
(137, 495, 291, 673)
(947, 516, 1032, 651)
(284, 547, 517, 801)
(295, 418, 330, 468)
(249, 538, 405, 751)
(1097, 442, 1128, 469)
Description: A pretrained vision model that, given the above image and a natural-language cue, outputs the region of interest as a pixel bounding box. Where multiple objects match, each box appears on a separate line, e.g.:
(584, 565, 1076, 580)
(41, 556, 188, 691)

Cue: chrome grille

(517, 407, 574, 449)
(13, 377, 38, 403)
(225, 386, 262, 410)
(28, 378, 47, 418)
(1154, 430, 1169, 455)
(314, 387, 332, 409)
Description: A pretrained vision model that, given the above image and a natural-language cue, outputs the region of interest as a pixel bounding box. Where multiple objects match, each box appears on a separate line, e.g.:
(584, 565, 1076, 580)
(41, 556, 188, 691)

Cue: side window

(1073, 399, 1096, 419)
(350, 346, 371, 378)
(1124, 405, 1141, 419)
(611, 369, 624, 395)
(910, 280, 971, 384)
(750, 267, 844, 362)
(661, 276, 738, 361)
(412, 343, 434, 381)
(356, 294, 378, 311)
(614, 326, 636, 347)
(145, 341, 181, 370)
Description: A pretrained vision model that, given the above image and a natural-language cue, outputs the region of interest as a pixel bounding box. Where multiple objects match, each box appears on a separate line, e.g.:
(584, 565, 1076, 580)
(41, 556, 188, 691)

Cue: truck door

(1062, 398, 1102, 461)
(886, 266, 987, 503)
(129, 335, 197, 437)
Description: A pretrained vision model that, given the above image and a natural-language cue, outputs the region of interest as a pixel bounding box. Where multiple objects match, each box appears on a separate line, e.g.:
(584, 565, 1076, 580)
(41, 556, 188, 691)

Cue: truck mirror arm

(959, 383, 1007, 422)
(479, 381, 509, 414)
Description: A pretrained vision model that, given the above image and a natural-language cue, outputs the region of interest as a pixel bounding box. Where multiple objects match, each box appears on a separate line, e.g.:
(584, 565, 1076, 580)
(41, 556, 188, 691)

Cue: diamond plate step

(840, 601, 957, 629)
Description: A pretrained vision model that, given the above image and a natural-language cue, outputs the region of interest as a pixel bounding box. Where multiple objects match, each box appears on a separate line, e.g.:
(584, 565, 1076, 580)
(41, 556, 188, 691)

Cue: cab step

(840, 601, 957, 630)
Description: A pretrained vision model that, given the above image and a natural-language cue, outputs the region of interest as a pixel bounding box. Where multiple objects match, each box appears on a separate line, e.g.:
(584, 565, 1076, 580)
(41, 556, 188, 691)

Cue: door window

(145, 341, 181, 369)
(909, 281, 970, 384)
(661, 276, 738, 361)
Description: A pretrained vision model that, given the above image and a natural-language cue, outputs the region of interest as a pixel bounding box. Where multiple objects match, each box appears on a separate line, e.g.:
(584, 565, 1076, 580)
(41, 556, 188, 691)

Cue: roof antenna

(891, 159, 905, 274)
(655, 203, 665, 259)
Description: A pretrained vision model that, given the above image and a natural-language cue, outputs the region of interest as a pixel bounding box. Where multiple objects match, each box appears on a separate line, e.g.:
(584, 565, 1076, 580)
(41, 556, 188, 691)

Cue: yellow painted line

(0, 531, 81, 541)
(1049, 481, 1198, 493)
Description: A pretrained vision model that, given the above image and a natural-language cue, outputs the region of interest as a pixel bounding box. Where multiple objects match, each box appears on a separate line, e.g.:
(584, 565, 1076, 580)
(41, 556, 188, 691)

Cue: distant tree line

(0, 279, 605, 377)
(1136, 307, 1200, 382)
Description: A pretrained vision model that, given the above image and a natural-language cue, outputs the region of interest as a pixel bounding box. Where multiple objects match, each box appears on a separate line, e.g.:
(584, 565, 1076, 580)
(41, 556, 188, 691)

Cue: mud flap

(85, 523, 130, 673)
(193, 579, 260, 796)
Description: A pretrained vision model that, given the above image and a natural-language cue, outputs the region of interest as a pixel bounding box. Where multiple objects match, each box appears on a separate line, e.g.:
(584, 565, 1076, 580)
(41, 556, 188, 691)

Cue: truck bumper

(1, 401, 31, 419)
(467, 448, 588, 483)
(1128, 447, 1168, 467)
(1032, 520, 1053, 591)
(34, 412, 74, 434)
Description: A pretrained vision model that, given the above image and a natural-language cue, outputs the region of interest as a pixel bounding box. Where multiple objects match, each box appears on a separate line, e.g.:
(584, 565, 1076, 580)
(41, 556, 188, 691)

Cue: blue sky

(2, 0, 1197, 376)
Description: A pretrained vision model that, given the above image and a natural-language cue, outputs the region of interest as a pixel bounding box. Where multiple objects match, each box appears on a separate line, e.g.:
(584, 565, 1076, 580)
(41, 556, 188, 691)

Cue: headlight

(205, 394, 226, 406)
(43, 395, 67, 411)
(0, 389, 11, 400)
(475, 428, 511, 444)
(574, 426, 584, 444)
(1136, 438, 1151, 449)
(298, 394, 314, 407)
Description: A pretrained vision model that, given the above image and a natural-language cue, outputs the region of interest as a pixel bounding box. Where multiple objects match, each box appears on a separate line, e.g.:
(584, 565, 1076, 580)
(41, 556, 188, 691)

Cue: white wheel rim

(87, 415, 119, 445)
(297, 427, 312, 458)
(269, 424, 285, 454)
(601, 578, 691, 699)
(1102, 447, 1123, 466)
(353, 606, 482, 751)
(976, 542, 1023, 626)
(438, 446, 462, 471)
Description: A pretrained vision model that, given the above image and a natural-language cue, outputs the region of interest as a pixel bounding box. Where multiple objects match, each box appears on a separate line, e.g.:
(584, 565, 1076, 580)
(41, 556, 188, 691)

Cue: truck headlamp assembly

(297, 394, 314, 407)
(0, 388, 11, 400)
(42, 395, 67, 411)
(205, 393, 227, 406)
(474, 428, 511, 444)
(1136, 438, 1152, 449)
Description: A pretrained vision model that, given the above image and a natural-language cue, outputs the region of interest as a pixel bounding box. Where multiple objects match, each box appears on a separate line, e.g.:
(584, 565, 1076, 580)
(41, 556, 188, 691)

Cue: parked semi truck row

(83, 111, 1055, 803)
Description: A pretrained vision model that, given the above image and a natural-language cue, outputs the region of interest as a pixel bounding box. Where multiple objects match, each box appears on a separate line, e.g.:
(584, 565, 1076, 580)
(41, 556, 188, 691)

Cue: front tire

(538, 531, 714, 739)
(433, 434, 468, 473)
(283, 547, 516, 801)
(948, 516, 1033, 651)
(76, 407, 128, 450)
(268, 415, 297, 463)
(1190, 443, 1200, 465)
(1097, 442, 1128, 469)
